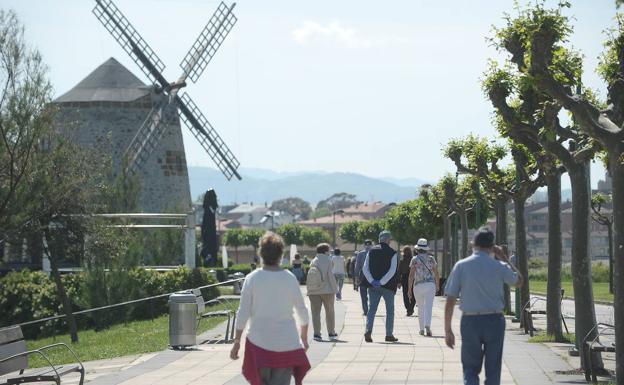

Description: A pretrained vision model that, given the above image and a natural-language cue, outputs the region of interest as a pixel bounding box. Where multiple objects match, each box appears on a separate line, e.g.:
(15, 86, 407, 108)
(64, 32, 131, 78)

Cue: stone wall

(54, 99, 191, 213)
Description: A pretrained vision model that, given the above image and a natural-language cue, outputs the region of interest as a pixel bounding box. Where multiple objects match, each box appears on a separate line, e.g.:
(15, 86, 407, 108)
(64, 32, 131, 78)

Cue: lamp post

(261, 213, 274, 231)
(332, 209, 345, 247)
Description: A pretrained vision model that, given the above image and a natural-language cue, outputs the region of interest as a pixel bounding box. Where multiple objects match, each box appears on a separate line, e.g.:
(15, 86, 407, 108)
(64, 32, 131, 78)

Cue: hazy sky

(4, 0, 617, 187)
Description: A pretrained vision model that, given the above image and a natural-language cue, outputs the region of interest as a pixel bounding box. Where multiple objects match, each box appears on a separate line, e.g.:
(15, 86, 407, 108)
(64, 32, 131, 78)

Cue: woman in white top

(408, 238, 440, 337)
(230, 232, 310, 385)
(331, 248, 346, 300)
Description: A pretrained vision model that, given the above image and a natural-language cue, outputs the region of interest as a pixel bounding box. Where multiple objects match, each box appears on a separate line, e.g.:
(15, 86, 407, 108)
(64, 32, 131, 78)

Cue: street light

(332, 209, 345, 247)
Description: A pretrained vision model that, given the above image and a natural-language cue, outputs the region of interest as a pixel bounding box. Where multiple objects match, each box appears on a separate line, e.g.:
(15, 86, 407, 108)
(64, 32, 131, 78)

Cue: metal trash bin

(232, 272, 245, 295)
(169, 291, 197, 349)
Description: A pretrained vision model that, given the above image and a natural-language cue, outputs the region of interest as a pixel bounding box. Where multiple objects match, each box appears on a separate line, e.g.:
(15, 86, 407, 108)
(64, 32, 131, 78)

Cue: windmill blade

(179, 2, 237, 83)
(176, 93, 241, 180)
(93, 0, 168, 87)
(123, 99, 177, 174)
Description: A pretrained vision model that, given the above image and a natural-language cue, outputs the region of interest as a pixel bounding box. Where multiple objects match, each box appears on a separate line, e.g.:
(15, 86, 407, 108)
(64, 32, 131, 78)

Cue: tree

(0, 11, 95, 343)
(482, 61, 569, 341)
(223, 228, 244, 263)
(276, 224, 305, 246)
(356, 219, 387, 244)
(301, 227, 330, 248)
(316, 192, 360, 212)
(384, 200, 421, 246)
(339, 221, 361, 250)
(591, 193, 614, 294)
(494, 3, 609, 370)
(0, 10, 54, 236)
(240, 228, 265, 256)
(270, 197, 312, 220)
(444, 137, 545, 317)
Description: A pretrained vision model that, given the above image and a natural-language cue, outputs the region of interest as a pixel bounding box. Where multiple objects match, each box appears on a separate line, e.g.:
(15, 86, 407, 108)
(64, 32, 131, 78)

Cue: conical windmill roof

(54, 57, 150, 103)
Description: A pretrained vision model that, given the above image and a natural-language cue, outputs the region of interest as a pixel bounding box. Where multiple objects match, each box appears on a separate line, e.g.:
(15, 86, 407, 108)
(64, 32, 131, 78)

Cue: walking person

(332, 248, 346, 300)
(362, 231, 399, 343)
(292, 254, 304, 284)
(408, 239, 440, 336)
(398, 246, 416, 316)
(444, 227, 523, 385)
(306, 243, 339, 342)
(230, 232, 311, 385)
(353, 240, 373, 315)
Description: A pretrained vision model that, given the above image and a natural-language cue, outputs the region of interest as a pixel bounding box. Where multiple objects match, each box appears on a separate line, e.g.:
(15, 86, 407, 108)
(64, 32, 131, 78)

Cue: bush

(0, 267, 220, 338)
(227, 263, 253, 276)
(528, 261, 610, 283)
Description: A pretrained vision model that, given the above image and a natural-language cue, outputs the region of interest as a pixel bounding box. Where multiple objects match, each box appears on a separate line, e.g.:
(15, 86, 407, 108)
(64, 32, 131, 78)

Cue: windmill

(92, 0, 242, 181)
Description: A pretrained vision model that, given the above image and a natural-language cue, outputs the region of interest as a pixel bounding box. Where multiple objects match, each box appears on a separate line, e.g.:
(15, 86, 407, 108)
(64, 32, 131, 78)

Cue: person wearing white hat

(408, 238, 440, 336)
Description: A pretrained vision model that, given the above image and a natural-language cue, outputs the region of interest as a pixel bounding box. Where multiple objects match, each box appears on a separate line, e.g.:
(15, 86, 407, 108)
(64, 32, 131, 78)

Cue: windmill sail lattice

(93, 0, 241, 180)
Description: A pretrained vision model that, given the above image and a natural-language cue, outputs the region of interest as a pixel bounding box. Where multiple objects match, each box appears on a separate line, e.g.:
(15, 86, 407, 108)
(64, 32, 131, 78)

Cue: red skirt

(242, 339, 311, 385)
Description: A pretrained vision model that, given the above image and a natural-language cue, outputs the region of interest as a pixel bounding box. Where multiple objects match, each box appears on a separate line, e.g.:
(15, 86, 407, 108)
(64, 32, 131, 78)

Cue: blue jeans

(460, 314, 506, 385)
(359, 285, 369, 315)
(366, 287, 395, 336)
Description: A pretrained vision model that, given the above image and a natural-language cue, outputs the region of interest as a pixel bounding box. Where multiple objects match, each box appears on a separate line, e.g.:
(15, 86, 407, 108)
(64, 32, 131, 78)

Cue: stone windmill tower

(54, 58, 191, 212)
(54, 0, 241, 213)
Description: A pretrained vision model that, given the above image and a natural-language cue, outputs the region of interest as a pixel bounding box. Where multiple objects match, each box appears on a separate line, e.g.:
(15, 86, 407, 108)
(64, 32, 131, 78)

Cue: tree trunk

(43, 228, 79, 343)
(610, 156, 624, 382)
(459, 209, 469, 260)
(443, 215, 451, 278)
(607, 224, 613, 294)
(569, 162, 603, 371)
(496, 196, 511, 314)
(514, 196, 530, 314)
(545, 171, 564, 341)
(452, 217, 459, 266)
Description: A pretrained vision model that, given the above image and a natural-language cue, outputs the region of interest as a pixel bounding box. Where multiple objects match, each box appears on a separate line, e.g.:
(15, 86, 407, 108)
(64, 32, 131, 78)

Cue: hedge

(0, 267, 220, 338)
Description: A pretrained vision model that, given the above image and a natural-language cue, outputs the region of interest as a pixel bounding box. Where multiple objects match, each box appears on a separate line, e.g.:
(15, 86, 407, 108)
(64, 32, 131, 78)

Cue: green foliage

(529, 262, 610, 282)
(316, 192, 360, 212)
(0, 267, 219, 338)
(222, 228, 244, 248)
(301, 227, 331, 247)
(26, 300, 238, 368)
(598, 14, 624, 84)
(270, 197, 312, 220)
(239, 228, 265, 249)
(356, 219, 387, 243)
(276, 224, 305, 245)
(339, 221, 361, 245)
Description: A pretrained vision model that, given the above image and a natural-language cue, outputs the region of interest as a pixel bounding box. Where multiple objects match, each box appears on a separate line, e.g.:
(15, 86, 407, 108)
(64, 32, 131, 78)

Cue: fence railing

(9, 278, 244, 332)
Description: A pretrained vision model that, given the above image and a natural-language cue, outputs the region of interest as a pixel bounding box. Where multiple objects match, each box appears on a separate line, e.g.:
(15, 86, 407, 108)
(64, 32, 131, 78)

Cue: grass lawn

(27, 300, 239, 368)
(529, 281, 613, 303)
(528, 332, 575, 344)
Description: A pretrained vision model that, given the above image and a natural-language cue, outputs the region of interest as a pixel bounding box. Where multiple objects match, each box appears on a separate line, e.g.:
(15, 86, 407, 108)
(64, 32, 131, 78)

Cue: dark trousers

(359, 284, 369, 315)
(401, 273, 416, 314)
(460, 313, 506, 385)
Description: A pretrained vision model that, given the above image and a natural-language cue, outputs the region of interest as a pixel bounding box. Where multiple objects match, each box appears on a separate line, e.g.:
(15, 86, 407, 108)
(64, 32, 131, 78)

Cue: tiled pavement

(9, 286, 600, 384)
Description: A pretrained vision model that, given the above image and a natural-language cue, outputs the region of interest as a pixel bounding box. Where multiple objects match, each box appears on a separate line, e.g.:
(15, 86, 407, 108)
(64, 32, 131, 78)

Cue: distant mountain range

(188, 166, 429, 206)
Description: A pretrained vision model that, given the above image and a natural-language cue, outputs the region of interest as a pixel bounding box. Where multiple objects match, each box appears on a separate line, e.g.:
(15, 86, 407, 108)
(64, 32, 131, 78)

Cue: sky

(4, 0, 618, 188)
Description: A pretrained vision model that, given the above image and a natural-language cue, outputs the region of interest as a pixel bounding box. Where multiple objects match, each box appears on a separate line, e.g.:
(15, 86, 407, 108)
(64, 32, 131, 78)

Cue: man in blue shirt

(444, 227, 523, 385)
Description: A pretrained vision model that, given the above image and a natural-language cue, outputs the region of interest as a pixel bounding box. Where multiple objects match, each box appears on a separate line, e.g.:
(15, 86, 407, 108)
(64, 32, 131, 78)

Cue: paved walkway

(16, 286, 598, 385)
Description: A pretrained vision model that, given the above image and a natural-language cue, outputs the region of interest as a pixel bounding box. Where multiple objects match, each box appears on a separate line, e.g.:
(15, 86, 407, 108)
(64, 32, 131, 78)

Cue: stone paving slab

(4, 284, 603, 384)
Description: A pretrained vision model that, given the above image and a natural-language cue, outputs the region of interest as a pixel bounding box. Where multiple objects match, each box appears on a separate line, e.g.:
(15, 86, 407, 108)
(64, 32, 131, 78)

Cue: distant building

(597, 171, 613, 193)
(506, 201, 611, 262)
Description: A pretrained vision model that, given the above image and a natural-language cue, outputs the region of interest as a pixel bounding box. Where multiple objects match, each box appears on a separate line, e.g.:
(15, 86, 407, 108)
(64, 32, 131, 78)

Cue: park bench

(521, 289, 569, 337)
(581, 323, 615, 383)
(192, 290, 237, 342)
(0, 325, 84, 385)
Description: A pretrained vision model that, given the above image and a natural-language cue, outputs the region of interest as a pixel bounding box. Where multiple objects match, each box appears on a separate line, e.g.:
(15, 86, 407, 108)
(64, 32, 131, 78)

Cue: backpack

(306, 263, 325, 292)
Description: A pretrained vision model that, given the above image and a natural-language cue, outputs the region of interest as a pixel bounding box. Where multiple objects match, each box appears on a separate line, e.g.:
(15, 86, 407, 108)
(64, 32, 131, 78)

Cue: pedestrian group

(231, 227, 523, 385)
